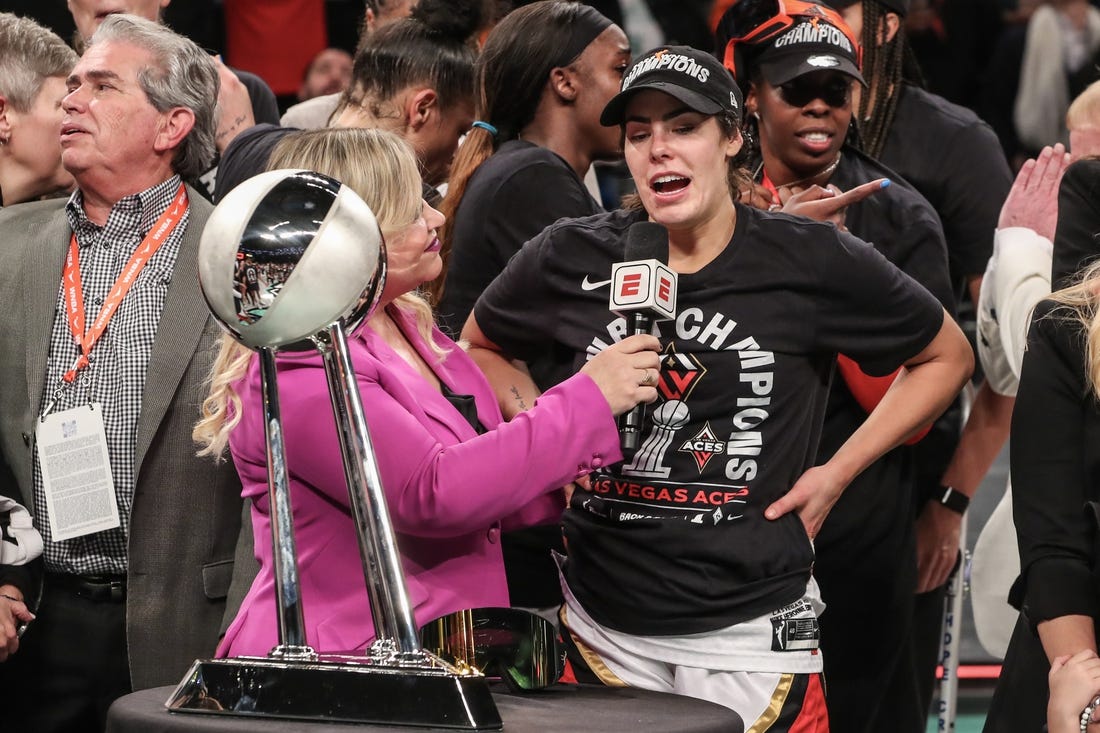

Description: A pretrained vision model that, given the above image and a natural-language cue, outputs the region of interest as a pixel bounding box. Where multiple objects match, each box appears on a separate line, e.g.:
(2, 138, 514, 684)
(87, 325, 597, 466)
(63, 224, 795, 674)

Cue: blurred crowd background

(6, 0, 1098, 171)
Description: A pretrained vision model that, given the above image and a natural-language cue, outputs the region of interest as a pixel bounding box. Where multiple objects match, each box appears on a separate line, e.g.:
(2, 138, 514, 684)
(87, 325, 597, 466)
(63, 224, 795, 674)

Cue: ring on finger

(640, 369, 656, 387)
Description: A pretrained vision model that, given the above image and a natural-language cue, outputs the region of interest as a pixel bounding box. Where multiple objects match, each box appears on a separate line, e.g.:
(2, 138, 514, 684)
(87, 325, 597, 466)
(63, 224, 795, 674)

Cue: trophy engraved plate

(167, 169, 501, 728)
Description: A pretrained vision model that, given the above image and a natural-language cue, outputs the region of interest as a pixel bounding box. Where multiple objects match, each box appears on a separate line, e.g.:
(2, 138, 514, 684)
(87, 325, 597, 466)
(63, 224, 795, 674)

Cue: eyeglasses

(777, 75, 852, 108)
(419, 607, 565, 692)
(717, 0, 862, 78)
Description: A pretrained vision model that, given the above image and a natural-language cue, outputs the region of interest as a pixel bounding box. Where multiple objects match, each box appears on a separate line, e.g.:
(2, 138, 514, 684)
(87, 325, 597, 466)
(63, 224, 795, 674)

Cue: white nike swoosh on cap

(581, 276, 613, 291)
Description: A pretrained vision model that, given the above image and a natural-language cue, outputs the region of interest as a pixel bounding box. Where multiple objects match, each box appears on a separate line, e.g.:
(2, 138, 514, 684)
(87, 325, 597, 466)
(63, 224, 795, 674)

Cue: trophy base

(165, 653, 502, 729)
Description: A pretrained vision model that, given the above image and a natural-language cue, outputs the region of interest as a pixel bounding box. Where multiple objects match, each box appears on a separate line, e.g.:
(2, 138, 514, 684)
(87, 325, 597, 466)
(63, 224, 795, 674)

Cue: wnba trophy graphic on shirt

(166, 170, 500, 728)
(623, 399, 690, 478)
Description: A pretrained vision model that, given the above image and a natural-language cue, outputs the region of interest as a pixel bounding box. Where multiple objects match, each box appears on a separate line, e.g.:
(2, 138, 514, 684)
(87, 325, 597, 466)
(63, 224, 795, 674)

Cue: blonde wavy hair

(1048, 258, 1100, 401)
(194, 127, 446, 458)
(1067, 81, 1100, 136)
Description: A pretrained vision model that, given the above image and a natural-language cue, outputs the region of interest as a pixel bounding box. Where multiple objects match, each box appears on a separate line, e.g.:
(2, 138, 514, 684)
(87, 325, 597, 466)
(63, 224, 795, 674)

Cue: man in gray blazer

(0, 15, 252, 731)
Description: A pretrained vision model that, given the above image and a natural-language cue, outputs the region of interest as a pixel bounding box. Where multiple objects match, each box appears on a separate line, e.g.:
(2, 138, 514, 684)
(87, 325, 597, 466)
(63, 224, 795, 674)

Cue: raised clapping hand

(1048, 649, 1100, 733)
(580, 334, 662, 416)
(998, 142, 1071, 240)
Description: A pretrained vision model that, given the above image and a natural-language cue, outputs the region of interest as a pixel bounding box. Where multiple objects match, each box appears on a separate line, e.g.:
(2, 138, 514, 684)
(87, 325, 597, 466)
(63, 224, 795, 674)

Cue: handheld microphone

(610, 222, 677, 454)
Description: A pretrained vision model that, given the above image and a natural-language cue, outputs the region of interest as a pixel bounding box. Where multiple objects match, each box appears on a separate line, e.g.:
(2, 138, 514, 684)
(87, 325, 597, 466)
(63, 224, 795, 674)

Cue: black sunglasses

(777, 76, 852, 108)
(419, 607, 566, 692)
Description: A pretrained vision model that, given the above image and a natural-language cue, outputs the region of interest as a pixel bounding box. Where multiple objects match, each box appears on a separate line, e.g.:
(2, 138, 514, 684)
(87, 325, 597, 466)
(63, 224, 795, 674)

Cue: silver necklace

(760, 153, 842, 189)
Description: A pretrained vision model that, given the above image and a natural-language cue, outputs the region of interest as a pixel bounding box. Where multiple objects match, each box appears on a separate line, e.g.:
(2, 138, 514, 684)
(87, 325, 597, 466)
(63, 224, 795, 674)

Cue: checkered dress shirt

(33, 176, 189, 575)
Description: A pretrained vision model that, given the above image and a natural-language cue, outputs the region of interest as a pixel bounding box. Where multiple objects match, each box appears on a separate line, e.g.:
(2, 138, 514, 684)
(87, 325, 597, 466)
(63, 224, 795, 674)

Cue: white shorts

(558, 567, 828, 730)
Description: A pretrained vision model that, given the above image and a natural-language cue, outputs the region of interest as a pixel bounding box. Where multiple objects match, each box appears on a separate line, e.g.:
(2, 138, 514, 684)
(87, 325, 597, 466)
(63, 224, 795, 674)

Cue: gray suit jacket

(0, 187, 255, 689)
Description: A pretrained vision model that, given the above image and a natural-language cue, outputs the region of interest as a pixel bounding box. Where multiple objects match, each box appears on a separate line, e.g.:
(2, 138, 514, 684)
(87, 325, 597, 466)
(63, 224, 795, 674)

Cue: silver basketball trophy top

(197, 168, 386, 349)
(167, 170, 501, 729)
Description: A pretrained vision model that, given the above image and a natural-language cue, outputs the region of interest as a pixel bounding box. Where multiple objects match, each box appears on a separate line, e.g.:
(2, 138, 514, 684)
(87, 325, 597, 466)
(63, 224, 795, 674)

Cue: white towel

(970, 483, 1019, 659)
(0, 496, 43, 566)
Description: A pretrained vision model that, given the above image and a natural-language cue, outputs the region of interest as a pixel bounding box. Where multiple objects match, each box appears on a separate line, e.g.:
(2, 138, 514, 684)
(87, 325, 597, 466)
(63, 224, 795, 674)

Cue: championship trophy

(165, 170, 501, 728)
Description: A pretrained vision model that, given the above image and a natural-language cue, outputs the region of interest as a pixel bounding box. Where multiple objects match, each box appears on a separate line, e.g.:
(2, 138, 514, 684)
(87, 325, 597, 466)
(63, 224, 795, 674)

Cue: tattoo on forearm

(510, 386, 528, 412)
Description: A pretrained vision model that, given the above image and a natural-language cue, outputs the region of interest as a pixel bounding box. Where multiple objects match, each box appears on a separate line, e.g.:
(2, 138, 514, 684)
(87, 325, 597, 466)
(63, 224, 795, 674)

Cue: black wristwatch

(934, 485, 969, 515)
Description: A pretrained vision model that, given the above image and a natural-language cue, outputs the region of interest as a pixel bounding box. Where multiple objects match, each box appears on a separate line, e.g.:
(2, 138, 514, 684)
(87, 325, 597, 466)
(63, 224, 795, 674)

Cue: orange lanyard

(61, 184, 188, 383)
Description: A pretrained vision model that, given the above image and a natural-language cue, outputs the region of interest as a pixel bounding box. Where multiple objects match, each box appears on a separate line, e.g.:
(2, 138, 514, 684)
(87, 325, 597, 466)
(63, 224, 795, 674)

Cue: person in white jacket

(972, 80, 1100, 657)
(970, 143, 1071, 658)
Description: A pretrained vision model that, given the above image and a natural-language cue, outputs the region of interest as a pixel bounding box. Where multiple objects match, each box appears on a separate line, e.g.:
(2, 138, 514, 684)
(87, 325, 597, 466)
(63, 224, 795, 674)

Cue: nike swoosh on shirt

(581, 276, 613, 291)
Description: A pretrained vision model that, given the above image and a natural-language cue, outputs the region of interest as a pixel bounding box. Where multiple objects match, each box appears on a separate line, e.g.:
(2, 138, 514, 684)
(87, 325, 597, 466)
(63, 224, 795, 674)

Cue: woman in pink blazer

(194, 127, 660, 657)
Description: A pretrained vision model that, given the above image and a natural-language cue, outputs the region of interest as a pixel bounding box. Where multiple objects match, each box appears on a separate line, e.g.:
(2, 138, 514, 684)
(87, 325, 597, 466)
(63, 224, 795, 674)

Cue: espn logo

(609, 260, 677, 320)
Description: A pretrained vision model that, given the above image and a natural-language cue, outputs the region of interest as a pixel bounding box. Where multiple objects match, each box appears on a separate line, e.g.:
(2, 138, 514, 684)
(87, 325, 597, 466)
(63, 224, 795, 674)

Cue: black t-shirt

(237, 70, 281, 128)
(437, 140, 601, 338)
(878, 86, 1010, 507)
(474, 205, 945, 635)
(831, 147, 955, 315)
(812, 148, 954, 548)
(214, 123, 294, 203)
(439, 140, 601, 608)
(879, 84, 1011, 295)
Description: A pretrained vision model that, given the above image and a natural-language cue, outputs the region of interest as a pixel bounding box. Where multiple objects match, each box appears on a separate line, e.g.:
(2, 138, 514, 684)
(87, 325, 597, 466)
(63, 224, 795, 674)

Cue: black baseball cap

(756, 15, 865, 86)
(824, 0, 910, 17)
(600, 45, 743, 127)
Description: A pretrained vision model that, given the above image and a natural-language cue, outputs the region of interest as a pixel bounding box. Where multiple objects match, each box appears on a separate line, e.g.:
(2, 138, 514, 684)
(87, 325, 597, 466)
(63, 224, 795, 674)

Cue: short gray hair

(0, 13, 78, 112)
(88, 14, 219, 179)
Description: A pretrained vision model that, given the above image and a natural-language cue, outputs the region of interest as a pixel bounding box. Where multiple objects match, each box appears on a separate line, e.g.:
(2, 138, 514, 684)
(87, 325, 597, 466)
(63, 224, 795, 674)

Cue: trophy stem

(258, 347, 315, 660)
(317, 322, 421, 656)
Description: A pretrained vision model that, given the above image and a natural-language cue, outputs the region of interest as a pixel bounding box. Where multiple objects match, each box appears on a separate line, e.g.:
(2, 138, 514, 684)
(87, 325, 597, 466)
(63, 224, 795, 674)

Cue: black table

(108, 684, 744, 732)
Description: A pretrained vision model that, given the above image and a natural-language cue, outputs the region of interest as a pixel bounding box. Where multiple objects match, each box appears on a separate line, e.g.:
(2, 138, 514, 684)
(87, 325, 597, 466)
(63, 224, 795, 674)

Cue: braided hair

(856, 0, 926, 158)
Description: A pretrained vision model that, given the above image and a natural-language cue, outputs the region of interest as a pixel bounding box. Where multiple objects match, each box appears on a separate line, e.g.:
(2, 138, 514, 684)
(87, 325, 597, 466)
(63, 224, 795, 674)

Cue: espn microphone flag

(609, 222, 677, 321)
(613, 222, 677, 455)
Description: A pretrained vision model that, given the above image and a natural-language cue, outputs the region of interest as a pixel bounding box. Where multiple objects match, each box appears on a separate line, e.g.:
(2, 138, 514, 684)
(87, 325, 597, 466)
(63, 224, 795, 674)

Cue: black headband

(552, 5, 614, 67)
